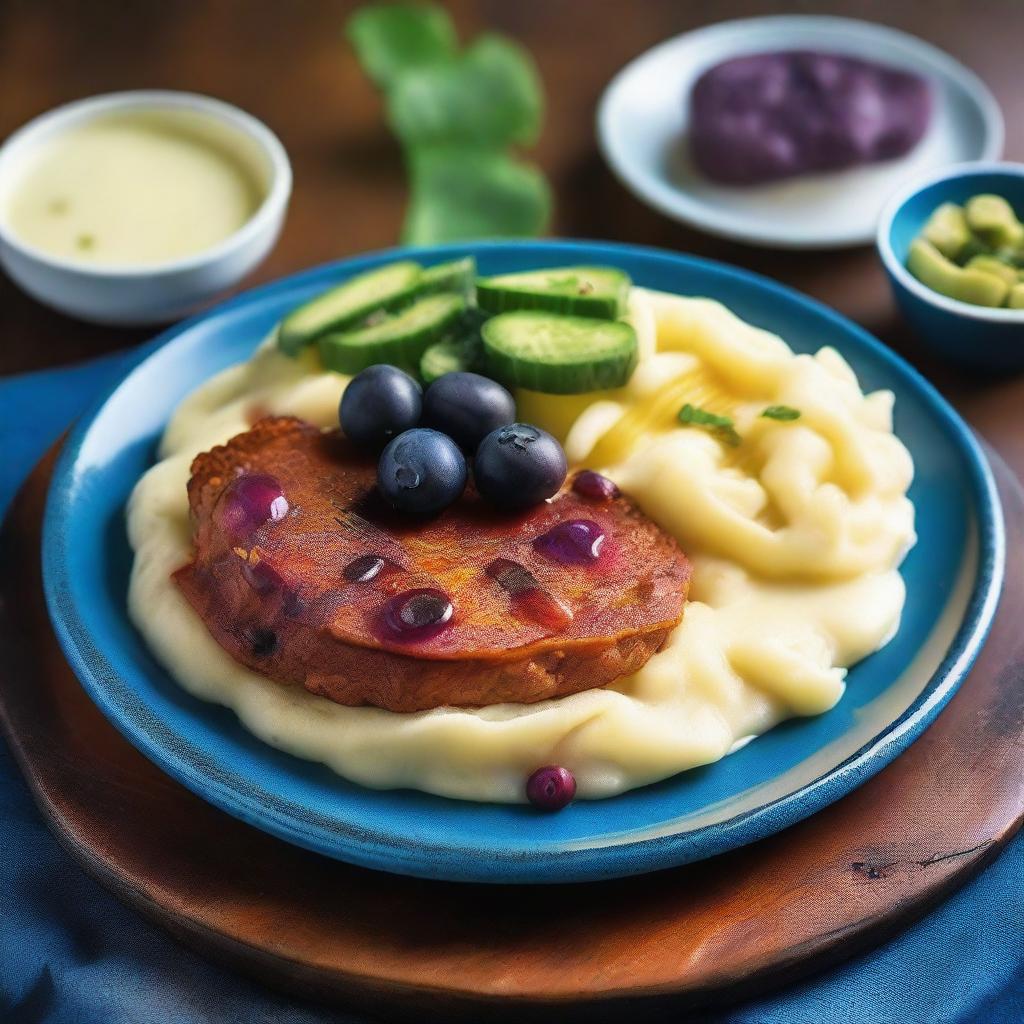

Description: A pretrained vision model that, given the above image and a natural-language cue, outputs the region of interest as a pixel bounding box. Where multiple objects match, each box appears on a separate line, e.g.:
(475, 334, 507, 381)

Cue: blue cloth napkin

(0, 355, 1021, 1024)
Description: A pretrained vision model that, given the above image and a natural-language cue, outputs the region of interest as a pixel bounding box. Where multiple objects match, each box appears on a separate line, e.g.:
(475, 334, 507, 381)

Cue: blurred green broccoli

(347, 3, 551, 243)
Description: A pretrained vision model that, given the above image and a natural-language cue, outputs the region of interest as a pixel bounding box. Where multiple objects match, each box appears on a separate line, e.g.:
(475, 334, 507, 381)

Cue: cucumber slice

(476, 266, 630, 319)
(278, 261, 422, 355)
(419, 256, 477, 298)
(421, 338, 476, 382)
(481, 311, 638, 394)
(318, 293, 466, 374)
(420, 308, 486, 382)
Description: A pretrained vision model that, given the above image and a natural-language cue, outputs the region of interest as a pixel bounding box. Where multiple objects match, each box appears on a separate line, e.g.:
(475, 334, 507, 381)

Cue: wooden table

(1, 0, 1021, 411)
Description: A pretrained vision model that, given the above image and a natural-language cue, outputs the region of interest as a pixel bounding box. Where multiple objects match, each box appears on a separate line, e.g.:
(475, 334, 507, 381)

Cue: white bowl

(597, 16, 1004, 249)
(0, 91, 291, 325)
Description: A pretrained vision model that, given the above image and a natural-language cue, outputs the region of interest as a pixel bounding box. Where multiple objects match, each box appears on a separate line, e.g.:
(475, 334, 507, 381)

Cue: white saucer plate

(597, 16, 1004, 249)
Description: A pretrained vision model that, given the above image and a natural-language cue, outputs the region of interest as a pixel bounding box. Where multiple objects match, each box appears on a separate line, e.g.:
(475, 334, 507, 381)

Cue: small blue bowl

(878, 162, 1024, 371)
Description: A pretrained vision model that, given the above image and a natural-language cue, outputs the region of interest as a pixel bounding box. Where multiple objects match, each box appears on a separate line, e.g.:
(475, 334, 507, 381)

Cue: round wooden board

(2, 446, 1023, 1022)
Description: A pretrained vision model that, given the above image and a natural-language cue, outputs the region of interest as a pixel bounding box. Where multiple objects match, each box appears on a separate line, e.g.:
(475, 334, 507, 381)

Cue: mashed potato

(127, 289, 915, 801)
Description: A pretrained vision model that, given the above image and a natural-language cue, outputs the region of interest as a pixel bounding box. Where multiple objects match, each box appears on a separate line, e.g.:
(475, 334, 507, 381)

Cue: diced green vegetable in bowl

(922, 202, 970, 259)
(964, 194, 1024, 250)
(964, 254, 1018, 287)
(908, 194, 1024, 310)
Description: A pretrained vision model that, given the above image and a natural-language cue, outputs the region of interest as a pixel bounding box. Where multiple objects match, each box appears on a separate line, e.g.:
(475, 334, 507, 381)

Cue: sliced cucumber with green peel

(419, 256, 477, 298)
(420, 308, 486, 382)
(278, 261, 423, 355)
(318, 293, 466, 374)
(476, 266, 631, 319)
(421, 338, 477, 382)
(481, 311, 637, 394)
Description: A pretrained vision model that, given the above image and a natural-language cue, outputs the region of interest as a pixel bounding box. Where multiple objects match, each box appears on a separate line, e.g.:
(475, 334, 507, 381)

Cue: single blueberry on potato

(421, 371, 516, 452)
(339, 364, 422, 447)
(474, 422, 567, 511)
(526, 765, 576, 811)
(378, 427, 467, 517)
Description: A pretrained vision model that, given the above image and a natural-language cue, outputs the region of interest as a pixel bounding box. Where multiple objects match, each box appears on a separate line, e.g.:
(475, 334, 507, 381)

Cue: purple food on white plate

(689, 50, 932, 186)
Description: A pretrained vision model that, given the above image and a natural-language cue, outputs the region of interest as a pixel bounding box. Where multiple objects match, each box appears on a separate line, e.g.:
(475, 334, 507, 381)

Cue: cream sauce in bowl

(0, 91, 290, 323)
(4, 112, 263, 267)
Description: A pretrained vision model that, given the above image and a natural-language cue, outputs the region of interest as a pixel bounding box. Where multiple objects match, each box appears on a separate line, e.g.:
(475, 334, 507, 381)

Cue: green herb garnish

(347, 4, 551, 244)
(678, 403, 741, 447)
(761, 405, 802, 421)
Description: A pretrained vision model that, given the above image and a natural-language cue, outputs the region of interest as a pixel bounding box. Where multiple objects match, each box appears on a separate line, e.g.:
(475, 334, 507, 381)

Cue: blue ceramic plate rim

(42, 240, 1004, 884)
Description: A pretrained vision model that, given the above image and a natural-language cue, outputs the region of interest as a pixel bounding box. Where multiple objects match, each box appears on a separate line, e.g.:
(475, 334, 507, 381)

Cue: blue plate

(43, 240, 1004, 884)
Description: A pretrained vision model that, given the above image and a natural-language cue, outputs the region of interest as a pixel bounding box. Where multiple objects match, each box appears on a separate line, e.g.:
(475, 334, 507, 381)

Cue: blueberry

(473, 422, 567, 511)
(339, 364, 422, 447)
(421, 372, 516, 452)
(378, 428, 467, 517)
(526, 765, 576, 811)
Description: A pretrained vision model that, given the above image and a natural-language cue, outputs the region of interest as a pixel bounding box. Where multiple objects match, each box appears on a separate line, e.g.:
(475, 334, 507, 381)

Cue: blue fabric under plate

(0, 355, 1021, 1024)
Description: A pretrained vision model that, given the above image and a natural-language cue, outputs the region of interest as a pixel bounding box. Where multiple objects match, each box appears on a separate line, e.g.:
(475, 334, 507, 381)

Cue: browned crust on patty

(174, 416, 691, 712)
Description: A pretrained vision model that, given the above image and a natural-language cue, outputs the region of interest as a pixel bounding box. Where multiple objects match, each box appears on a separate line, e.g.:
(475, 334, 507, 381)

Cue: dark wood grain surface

(0, 446, 1021, 1020)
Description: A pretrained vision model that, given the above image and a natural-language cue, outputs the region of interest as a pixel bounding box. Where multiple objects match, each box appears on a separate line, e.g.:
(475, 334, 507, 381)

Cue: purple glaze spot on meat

(572, 470, 620, 502)
(241, 625, 278, 658)
(380, 588, 453, 641)
(533, 520, 606, 565)
(485, 557, 537, 595)
(282, 589, 310, 620)
(689, 51, 932, 185)
(219, 474, 288, 541)
(485, 558, 573, 631)
(241, 551, 284, 595)
(511, 589, 573, 631)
